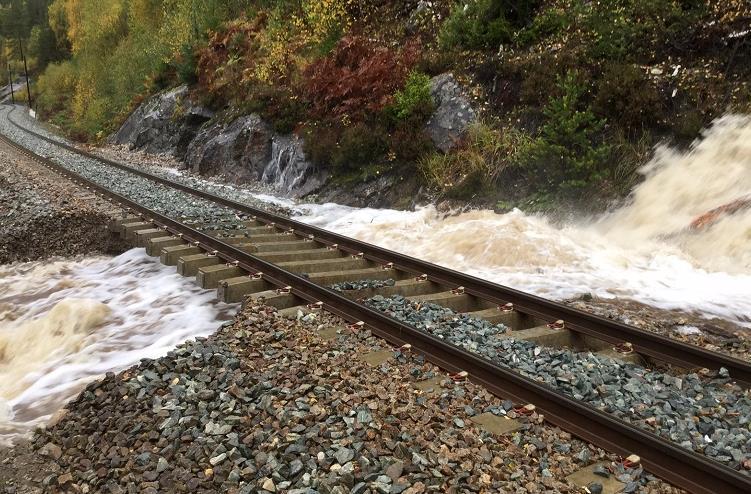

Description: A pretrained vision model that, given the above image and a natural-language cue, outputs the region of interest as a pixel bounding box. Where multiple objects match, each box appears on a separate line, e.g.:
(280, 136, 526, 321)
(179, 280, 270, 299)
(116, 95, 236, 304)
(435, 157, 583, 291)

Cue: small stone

(40, 442, 63, 460)
(357, 410, 373, 424)
(262, 478, 276, 492)
(351, 483, 368, 494)
(592, 465, 609, 478)
(57, 473, 73, 485)
(335, 448, 354, 465)
(587, 482, 603, 494)
(385, 461, 404, 482)
(209, 453, 226, 466)
(289, 459, 304, 477)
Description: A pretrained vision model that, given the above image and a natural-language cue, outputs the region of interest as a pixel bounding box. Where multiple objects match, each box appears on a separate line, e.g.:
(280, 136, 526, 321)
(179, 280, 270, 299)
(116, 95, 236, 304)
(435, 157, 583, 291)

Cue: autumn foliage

(304, 36, 420, 120)
(196, 14, 267, 102)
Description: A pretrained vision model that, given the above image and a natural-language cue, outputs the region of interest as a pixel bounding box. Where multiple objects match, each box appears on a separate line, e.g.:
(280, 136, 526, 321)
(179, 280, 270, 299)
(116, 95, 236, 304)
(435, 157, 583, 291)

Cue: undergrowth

(27, 0, 751, 210)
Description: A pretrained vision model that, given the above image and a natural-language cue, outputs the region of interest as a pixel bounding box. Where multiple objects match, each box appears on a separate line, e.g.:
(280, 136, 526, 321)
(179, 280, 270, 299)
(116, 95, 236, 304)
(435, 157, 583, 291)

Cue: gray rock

(185, 114, 273, 181)
(111, 85, 213, 158)
(209, 452, 227, 466)
(384, 460, 404, 482)
(335, 448, 355, 465)
(426, 73, 477, 152)
(261, 134, 325, 197)
(587, 482, 603, 494)
(39, 442, 62, 460)
(350, 483, 368, 494)
(205, 422, 233, 435)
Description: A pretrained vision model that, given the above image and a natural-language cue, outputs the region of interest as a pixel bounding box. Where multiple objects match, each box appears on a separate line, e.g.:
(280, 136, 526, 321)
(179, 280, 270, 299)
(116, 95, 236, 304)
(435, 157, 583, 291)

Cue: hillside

(14, 0, 751, 210)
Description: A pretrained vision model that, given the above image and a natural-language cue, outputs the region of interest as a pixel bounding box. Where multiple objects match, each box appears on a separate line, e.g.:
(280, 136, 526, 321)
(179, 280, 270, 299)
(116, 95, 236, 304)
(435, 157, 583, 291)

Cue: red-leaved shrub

(196, 14, 267, 103)
(303, 35, 420, 120)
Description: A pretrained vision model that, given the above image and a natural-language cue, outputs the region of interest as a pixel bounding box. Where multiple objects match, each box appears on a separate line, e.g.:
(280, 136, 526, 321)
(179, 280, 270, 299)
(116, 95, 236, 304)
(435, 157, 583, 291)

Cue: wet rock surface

(15, 303, 677, 493)
(313, 171, 424, 210)
(109, 89, 325, 198)
(366, 295, 751, 472)
(0, 138, 127, 263)
(111, 85, 213, 158)
(185, 114, 273, 181)
(426, 73, 477, 153)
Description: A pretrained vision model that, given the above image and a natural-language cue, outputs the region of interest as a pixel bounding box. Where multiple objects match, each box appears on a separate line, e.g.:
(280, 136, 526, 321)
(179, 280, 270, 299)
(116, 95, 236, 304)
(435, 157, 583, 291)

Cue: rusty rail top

(3, 104, 751, 493)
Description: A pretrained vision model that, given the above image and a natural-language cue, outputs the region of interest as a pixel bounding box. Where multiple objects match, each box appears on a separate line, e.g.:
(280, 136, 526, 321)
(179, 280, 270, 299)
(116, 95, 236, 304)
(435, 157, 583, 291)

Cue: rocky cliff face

(111, 73, 475, 203)
(111, 88, 325, 197)
(185, 114, 272, 181)
(111, 85, 213, 158)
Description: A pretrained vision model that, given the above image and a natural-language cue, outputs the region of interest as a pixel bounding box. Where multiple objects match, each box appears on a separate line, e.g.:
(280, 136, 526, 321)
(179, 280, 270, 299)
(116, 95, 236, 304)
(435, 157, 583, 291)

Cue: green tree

(439, 0, 540, 50)
(523, 71, 610, 196)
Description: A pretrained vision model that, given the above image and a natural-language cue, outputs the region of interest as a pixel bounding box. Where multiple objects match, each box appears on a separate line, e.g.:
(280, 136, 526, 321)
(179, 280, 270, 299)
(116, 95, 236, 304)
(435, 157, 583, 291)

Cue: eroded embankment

(0, 138, 127, 263)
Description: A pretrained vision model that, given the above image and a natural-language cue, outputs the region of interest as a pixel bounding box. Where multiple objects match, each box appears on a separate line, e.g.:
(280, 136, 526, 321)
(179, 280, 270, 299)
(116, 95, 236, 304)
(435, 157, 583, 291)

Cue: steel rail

(1, 123, 750, 494)
(5, 104, 751, 383)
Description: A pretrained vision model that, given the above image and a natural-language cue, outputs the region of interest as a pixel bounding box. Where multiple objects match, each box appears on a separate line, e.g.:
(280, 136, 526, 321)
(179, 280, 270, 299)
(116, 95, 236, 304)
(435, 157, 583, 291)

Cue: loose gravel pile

(3, 107, 292, 218)
(366, 295, 751, 473)
(331, 279, 396, 292)
(20, 303, 677, 493)
(0, 138, 127, 263)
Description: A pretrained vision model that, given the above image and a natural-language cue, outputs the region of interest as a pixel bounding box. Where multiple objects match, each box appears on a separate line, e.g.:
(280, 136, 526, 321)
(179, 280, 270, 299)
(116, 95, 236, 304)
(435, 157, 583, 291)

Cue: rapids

(290, 115, 751, 327)
(0, 250, 235, 445)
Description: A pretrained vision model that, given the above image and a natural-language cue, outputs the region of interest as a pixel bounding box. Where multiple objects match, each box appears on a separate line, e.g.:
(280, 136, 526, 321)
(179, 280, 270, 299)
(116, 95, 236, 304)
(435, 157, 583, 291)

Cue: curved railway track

(2, 103, 751, 494)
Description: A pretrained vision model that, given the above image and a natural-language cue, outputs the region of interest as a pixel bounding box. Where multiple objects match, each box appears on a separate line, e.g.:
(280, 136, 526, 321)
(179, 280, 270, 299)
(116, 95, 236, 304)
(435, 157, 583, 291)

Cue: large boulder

(426, 73, 477, 153)
(111, 85, 213, 158)
(184, 114, 273, 181)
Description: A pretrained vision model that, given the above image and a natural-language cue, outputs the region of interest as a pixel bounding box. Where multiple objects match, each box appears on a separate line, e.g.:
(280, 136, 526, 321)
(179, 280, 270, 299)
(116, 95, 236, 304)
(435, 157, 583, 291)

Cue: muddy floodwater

(0, 250, 235, 445)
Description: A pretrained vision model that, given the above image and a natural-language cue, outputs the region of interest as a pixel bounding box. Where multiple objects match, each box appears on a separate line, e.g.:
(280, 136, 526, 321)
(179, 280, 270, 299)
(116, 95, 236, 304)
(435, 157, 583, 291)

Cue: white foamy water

(290, 115, 751, 327)
(0, 249, 235, 445)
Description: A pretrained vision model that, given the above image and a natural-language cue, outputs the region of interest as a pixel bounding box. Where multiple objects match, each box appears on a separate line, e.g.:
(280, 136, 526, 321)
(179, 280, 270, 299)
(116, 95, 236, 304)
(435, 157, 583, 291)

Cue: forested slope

(6, 0, 751, 209)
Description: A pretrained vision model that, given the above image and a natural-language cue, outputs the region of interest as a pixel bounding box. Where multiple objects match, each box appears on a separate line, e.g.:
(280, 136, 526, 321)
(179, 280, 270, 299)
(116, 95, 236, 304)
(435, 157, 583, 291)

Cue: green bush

(175, 44, 198, 85)
(515, 7, 568, 46)
(583, 0, 707, 62)
(332, 123, 389, 170)
(35, 61, 78, 117)
(519, 71, 610, 196)
(516, 50, 582, 107)
(439, 0, 540, 50)
(419, 121, 532, 192)
(386, 71, 434, 123)
(593, 63, 662, 131)
(303, 121, 389, 171)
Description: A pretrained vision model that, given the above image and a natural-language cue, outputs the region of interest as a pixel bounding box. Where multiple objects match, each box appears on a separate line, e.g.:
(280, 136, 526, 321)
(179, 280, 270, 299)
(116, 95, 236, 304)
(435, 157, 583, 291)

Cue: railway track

(2, 103, 751, 493)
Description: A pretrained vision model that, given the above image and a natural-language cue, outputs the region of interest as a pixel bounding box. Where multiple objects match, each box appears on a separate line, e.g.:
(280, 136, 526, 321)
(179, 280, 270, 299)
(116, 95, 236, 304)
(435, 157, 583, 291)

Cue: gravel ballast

(365, 295, 751, 473)
(331, 279, 396, 292)
(2, 106, 291, 219)
(0, 137, 127, 263)
(5, 303, 678, 493)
